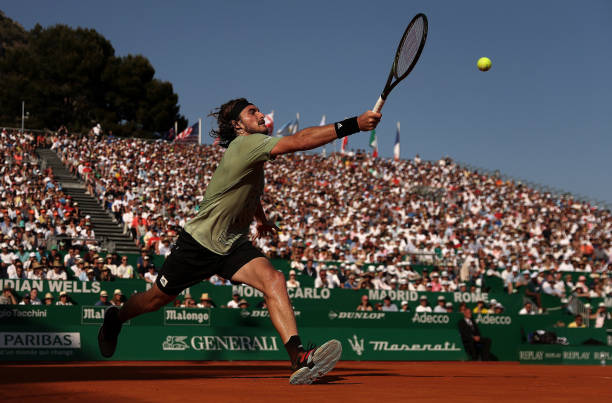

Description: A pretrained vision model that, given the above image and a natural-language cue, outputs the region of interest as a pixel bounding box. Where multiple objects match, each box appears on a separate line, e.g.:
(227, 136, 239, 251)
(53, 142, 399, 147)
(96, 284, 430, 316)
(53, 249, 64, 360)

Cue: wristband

(334, 117, 360, 138)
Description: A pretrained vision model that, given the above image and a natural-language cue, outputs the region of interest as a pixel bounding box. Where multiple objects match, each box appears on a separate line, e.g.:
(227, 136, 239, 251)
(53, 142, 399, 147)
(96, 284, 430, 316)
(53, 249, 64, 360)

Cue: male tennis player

(98, 98, 381, 384)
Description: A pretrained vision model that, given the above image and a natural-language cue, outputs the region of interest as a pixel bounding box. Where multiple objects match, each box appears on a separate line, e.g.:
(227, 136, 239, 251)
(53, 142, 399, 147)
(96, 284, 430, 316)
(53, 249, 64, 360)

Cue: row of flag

(164, 112, 401, 160)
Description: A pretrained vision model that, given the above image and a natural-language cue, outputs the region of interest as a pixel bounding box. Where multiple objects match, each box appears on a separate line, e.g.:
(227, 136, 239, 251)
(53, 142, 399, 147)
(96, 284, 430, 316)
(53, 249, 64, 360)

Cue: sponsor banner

(519, 345, 612, 365)
(339, 328, 466, 360)
(164, 308, 211, 326)
(0, 307, 48, 320)
(0, 332, 81, 349)
(474, 314, 512, 326)
(0, 279, 102, 295)
(162, 335, 280, 352)
(81, 306, 106, 324)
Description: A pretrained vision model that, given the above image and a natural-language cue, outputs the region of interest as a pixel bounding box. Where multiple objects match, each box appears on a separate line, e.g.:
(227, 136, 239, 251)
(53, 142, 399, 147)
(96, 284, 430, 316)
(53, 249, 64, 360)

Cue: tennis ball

(477, 57, 492, 72)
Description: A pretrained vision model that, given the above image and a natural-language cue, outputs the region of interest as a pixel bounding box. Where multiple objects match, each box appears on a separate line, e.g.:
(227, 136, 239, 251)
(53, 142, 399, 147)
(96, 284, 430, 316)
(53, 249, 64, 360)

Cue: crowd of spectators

(1, 128, 611, 319)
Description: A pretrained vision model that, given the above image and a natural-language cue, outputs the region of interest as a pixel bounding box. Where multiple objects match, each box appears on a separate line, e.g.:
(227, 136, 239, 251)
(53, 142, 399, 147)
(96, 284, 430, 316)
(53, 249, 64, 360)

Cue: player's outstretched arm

(270, 111, 381, 156)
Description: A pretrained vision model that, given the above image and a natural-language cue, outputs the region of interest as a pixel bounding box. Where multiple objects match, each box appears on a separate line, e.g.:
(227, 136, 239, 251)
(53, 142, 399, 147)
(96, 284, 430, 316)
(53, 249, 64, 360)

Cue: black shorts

(155, 229, 265, 295)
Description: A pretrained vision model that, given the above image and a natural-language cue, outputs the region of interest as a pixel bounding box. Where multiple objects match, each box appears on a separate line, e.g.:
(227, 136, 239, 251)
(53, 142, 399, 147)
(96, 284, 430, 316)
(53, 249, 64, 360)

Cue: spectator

(400, 301, 410, 312)
(197, 293, 216, 308)
(115, 256, 134, 279)
(356, 294, 373, 311)
(445, 302, 454, 313)
(286, 270, 300, 289)
(29, 288, 42, 305)
(381, 296, 398, 312)
(0, 286, 17, 304)
(415, 296, 432, 313)
(95, 290, 111, 306)
(103, 255, 117, 276)
(18, 293, 31, 305)
(314, 268, 330, 288)
(111, 289, 123, 307)
(47, 262, 67, 280)
(99, 266, 115, 282)
(458, 307, 495, 361)
(182, 293, 196, 308)
(226, 293, 241, 308)
(434, 296, 447, 313)
(137, 255, 154, 280)
(238, 299, 249, 309)
(594, 303, 611, 328)
(8, 261, 26, 279)
(56, 291, 72, 306)
(143, 265, 158, 284)
(567, 314, 586, 328)
(84, 268, 97, 282)
(472, 300, 489, 314)
(519, 301, 536, 315)
(43, 292, 54, 306)
(525, 273, 543, 310)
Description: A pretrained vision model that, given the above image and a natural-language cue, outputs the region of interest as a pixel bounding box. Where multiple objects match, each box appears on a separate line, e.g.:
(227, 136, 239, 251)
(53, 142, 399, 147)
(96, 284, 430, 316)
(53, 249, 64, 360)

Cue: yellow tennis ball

(477, 57, 492, 71)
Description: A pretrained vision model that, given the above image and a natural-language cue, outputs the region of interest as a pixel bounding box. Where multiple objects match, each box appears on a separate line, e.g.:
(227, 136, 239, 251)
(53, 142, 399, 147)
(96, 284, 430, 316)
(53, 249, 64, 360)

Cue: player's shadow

(0, 364, 397, 384)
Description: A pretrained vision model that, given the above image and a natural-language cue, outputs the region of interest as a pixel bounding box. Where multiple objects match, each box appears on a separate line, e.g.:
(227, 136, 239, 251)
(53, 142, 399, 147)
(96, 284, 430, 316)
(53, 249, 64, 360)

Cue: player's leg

(98, 284, 176, 358)
(231, 257, 342, 384)
(99, 229, 205, 358)
(230, 257, 297, 342)
(118, 283, 176, 323)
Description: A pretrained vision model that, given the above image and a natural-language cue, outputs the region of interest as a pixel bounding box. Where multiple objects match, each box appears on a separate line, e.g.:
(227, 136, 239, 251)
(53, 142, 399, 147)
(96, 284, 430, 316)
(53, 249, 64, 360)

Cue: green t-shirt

(184, 133, 281, 255)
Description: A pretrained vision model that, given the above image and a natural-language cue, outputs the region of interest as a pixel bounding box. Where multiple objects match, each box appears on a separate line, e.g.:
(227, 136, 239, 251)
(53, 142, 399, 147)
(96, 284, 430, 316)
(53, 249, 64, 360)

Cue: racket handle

(373, 96, 385, 113)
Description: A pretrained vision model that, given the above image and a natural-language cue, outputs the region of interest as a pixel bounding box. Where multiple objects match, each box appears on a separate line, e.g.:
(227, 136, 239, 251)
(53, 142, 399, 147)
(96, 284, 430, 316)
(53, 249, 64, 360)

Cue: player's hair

(208, 98, 248, 148)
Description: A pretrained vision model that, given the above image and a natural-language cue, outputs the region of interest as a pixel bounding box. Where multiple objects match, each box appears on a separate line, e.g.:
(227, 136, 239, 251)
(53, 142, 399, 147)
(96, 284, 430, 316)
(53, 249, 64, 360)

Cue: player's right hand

(357, 111, 382, 131)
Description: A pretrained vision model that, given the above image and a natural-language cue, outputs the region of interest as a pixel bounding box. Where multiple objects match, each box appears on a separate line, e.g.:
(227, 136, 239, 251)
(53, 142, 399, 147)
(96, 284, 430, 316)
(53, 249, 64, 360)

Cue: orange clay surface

(1, 361, 611, 403)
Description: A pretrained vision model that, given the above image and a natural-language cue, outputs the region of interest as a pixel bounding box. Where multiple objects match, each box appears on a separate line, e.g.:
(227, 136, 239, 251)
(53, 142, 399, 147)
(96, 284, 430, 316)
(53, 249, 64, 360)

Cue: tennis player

(98, 98, 381, 384)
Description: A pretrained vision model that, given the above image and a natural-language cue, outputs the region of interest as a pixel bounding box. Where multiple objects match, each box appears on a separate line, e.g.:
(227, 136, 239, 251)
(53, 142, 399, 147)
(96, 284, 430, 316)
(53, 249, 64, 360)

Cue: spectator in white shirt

(226, 293, 241, 309)
(286, 270, 300, 289)
(115, 256, 134, 279)
(519, 301, 536, 315)
(415, 296, 432, 312)
(46, 263, 67, 280)
(144, 265, 158, 284)
(433, 296, 448, 313)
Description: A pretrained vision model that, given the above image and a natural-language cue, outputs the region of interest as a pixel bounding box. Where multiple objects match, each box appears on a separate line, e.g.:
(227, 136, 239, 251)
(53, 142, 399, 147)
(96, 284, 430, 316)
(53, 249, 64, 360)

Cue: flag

(276, 120, 293, 136)
(394, 122, 400, 161)
(288, 113, 300, 134)
(264, 111, 274, 135)
(175, 121, 199, 144)
(341, 136, 348, 154)
(369, 130, 378, 158)
(320, 115, 327, 157)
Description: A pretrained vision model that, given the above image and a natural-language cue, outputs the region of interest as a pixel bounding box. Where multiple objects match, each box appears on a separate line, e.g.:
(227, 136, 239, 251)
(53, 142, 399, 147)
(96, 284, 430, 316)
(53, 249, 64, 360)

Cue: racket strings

(395, 17, 425, 78)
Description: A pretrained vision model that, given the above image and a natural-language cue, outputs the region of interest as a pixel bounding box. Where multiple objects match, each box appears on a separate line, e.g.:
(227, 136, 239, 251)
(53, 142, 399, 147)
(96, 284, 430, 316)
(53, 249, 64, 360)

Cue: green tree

(0, 13, 186, 136)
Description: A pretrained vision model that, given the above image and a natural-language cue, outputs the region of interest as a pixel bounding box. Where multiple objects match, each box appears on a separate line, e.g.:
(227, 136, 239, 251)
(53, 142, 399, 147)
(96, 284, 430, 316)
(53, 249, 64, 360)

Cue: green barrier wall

(0, 306, 466, 362)
(2, 304, 610, 363)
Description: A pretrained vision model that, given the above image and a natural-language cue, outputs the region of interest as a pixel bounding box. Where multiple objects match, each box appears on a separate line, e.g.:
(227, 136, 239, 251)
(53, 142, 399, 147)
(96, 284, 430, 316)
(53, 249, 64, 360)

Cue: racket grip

(373, 96, 385, 113)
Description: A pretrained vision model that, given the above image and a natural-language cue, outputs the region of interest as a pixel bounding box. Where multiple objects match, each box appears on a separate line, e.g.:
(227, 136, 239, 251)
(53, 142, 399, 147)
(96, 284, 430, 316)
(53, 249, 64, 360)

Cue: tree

(0, 13, 186, 136)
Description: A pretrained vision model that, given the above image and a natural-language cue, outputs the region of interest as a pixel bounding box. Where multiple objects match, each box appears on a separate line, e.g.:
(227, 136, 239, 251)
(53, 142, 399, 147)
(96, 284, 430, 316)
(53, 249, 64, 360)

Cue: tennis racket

(373, 13, 428, 113)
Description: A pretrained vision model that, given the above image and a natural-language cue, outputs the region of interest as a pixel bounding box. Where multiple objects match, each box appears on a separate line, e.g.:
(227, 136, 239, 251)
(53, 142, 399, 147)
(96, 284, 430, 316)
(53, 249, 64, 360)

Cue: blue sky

(3, 1, 611, 204)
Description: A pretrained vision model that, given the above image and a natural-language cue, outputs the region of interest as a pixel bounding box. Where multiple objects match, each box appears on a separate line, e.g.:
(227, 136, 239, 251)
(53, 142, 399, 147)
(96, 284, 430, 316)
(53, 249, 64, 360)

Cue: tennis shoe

(289, 339, 342, 385)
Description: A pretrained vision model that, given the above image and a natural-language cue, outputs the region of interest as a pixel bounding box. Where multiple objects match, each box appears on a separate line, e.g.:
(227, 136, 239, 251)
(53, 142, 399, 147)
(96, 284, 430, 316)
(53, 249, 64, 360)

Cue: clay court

(1, 361, 611, 402)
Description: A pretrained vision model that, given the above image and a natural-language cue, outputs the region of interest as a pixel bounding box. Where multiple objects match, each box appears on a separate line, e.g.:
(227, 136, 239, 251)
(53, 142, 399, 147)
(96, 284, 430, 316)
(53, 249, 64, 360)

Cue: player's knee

(264, 270, 287, 294)
(146, 292, 173, 312)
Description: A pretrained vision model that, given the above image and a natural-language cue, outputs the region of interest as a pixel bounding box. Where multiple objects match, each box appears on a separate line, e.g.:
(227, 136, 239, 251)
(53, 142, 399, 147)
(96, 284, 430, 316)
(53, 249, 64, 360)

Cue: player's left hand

(254, 220, 279, 239)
